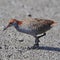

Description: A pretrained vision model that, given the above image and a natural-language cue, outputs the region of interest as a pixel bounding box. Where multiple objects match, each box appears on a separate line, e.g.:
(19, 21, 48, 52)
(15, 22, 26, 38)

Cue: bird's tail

(51, 20, 57, 26)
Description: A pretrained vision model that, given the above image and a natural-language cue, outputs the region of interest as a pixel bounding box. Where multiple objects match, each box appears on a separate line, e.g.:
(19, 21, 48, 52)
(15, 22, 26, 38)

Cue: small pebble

(7, 54, 13, 58)
(0, 46, 2, 49)
(19, 39, 24, 42)
(28, 14, 32, 17)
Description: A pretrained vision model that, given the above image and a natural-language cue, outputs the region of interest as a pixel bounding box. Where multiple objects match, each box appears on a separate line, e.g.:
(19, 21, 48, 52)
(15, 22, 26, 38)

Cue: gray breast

(14, 24, 35, 35)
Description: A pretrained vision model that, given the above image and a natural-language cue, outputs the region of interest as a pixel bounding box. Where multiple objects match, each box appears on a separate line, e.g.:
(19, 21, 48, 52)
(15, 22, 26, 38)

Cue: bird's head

(3, 19, 19, 31)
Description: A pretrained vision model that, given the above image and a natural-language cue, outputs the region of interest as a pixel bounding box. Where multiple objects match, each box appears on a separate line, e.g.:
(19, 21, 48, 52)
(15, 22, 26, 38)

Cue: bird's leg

(43, 33, 46, 36)
(28, 33, 46, 49)
(27, 36, 40, 49)
(33, 33, 46, 48)
(37, 33, 46, 38)
(34, 37, 40, 46)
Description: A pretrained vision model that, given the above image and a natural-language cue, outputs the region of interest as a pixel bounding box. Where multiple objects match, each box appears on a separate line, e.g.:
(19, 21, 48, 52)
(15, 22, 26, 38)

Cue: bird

(3, 18, 57, 48)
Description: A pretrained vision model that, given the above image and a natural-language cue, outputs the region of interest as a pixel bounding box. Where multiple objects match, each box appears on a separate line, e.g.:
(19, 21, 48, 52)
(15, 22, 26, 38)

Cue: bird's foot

(28, 44, 39, 49)
(33, 44, 39, 48)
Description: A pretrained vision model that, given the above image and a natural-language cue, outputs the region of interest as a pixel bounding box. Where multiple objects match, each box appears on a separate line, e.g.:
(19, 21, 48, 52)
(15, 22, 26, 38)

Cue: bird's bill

(3, 24, 10, 31)
(51, 21, 57, 26)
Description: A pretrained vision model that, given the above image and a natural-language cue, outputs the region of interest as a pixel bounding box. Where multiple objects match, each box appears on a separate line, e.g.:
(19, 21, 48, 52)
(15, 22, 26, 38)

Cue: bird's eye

(10, 23, 12, 24)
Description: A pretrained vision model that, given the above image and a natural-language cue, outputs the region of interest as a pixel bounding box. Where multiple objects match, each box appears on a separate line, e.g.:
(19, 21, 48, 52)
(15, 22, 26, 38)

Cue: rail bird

(3, 18, 57, 48)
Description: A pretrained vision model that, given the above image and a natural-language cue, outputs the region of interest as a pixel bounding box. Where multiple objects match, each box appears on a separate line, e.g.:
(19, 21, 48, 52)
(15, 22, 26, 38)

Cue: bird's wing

(21, 18, 54, 30)
(29, 18, 47, 29)
(29, 18, 55, 30)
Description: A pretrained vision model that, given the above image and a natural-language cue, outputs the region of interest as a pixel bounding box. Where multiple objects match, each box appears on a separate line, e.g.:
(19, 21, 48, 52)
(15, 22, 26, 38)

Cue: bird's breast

(15, 24, 35, 35)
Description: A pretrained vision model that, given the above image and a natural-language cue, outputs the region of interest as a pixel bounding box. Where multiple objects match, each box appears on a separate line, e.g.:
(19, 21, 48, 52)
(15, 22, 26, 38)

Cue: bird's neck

(16, 20, 22, 25)
(13, 21, 22, 31)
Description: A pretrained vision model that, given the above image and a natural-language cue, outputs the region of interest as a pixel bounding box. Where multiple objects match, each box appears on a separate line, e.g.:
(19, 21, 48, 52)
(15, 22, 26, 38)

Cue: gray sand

(0, 0, 60, 60)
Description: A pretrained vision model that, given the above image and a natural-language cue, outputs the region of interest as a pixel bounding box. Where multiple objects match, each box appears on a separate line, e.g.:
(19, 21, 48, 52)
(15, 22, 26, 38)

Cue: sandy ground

(0, 0, 60, 60)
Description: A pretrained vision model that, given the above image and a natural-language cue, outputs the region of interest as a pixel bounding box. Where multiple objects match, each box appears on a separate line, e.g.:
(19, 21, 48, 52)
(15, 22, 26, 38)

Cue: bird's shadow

(27, 45, 60, 52)
(27, 34, 60, 52)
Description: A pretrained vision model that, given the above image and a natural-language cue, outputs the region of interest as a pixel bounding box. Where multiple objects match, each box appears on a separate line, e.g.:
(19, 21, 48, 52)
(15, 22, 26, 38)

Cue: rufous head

(3, 19, 18, 31)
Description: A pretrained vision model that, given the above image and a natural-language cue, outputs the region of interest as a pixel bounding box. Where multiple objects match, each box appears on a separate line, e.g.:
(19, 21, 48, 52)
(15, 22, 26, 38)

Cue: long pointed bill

(3, 24, 10, 31)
